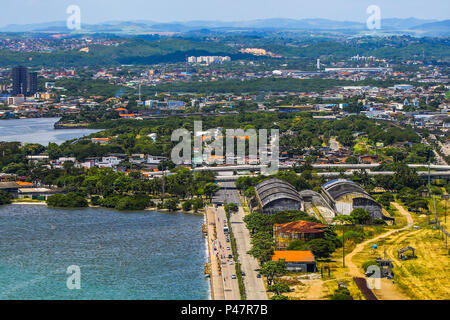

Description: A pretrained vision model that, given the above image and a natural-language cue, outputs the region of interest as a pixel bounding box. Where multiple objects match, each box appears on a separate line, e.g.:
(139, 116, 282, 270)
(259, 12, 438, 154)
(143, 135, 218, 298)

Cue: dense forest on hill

(0, 35, 448, 67)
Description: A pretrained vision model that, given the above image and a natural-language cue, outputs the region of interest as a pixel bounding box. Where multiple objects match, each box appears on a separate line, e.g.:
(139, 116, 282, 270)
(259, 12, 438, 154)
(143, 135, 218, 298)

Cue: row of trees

(0, 191, 12, 205)
(47, 193, 88, 208)
(71, 112, 426, 163)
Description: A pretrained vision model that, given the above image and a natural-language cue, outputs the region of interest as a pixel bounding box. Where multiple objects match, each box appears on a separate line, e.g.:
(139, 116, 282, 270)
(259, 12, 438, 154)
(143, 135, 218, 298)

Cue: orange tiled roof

(272, 250, 315, 262)
(274, 220, 327, 234)
(15, 181, 33, 186)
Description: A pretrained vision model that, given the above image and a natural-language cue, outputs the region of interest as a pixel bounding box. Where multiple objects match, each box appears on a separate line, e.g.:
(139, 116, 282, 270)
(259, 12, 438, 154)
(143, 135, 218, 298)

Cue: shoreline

(9, 201, 204, 216)
(10, 201, 47, 205)
(204, 213, 213, 300)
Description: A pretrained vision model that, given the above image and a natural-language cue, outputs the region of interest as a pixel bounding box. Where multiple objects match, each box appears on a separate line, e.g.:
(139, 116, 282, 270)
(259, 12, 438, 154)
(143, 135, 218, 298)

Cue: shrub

(270, 210, 320, 224)
(191, 198, 204, 212)
(270, 295, 289, 300)
(182, 200, 192, 211)
(378, 192, 394, 207)
(0, 191, 12, 205)
(90, 196, 101, 206)
(286, 240, 308, 251)
(362, 260, 378, 272)
(47, 193, 88, 208)
(225, 203, 238, 216)
(341, 230, 365, 243)
(268, 283, 291, 294)
(164, 198, 179, 211)
(307, 238, 336, 259)
(330, 287, 353, 300)
(96, 195, 151, 211)
(373, 218, 386, 225)
(350, 208, 371, 224)
(115, 195, 151, 211)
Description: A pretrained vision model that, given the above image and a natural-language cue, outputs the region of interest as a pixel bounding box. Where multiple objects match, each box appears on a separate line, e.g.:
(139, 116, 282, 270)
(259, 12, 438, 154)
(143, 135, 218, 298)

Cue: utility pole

(342, 223, 345, 267)
(427, 149, 431, 191)
(444, 195, 448, 224)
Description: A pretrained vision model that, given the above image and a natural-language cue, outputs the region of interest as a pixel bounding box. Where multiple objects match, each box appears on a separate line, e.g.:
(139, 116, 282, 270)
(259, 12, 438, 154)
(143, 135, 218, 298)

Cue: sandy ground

(344, 202, 413, 300)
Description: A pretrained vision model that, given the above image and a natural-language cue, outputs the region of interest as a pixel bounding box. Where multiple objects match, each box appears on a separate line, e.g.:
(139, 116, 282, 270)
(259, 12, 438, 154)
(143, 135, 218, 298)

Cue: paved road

(345, 202, 414, 300)
(215, 183, 268, 300)
(214, 206, 241, 300)
(431, 134, 449, 165)
(229, 204, 268, 300)
(212, 182, 240, 204)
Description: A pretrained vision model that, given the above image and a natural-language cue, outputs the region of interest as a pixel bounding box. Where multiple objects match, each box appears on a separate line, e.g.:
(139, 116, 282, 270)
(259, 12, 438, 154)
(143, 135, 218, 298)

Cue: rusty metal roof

(274, 220, 327, 234)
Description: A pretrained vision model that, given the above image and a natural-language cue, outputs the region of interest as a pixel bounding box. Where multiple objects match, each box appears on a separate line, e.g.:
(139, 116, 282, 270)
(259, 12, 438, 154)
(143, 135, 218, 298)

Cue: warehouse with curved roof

(321, 179, 382, 219)
(253, 178, 303, 214)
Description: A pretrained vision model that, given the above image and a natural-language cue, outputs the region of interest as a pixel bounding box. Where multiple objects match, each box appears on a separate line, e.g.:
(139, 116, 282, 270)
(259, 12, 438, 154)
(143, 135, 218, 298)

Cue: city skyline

(1, 0, 449, 27)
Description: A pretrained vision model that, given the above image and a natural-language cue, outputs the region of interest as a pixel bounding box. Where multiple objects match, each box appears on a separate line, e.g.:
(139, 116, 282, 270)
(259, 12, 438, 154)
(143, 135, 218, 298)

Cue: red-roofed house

(274, 220, 327, 250)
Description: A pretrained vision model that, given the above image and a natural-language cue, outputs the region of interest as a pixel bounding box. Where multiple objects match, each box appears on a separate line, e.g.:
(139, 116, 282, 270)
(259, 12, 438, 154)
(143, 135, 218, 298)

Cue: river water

(0, 205, 209, 300)
(0, 118, 100, 145)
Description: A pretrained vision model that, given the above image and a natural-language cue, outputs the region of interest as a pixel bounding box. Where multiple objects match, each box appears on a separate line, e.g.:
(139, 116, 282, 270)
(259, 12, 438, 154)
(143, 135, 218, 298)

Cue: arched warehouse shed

(252, 178, 303, 214)
(321, 179, 383, 220)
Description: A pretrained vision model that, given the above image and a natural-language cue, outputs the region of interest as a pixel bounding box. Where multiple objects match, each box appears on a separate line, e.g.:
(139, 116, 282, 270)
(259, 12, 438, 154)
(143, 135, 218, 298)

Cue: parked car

(241, 272, 246, 276)
(257, 274, 261, 278)
(231, 274, 236, 279)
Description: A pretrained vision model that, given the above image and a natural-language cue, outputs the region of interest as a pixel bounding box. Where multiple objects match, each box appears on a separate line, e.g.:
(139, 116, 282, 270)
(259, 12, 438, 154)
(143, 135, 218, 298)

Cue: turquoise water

(0, 205, 209, 300)
(0, 118, 100, 145)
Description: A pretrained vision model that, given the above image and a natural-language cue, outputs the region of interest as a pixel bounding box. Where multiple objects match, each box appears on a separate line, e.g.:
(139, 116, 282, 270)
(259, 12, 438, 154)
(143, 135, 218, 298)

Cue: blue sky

(1, 0, 449, 27)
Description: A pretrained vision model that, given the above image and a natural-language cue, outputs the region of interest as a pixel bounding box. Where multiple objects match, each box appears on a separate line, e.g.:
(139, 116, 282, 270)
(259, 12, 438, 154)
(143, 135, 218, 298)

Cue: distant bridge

(190, 163, 450, 172)
(213, 170, 450, 181)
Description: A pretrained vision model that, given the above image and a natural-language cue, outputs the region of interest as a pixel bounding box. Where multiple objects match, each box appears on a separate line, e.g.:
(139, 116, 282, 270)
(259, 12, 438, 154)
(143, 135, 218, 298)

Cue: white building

(97, 156, 121, 168)
(188, 56, 231, 65)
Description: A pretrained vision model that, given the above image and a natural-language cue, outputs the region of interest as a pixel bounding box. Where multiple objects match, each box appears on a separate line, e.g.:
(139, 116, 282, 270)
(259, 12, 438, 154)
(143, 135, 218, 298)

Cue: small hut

(375, 258, 394, 278)
(397, 246, 416, 260)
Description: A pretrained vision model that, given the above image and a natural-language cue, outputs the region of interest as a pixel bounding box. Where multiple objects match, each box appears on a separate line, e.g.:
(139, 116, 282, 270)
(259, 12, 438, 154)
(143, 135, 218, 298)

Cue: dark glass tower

(27, 72, 38, 96)
(12, 66, 28, 95)
(12, 66, 38, 96)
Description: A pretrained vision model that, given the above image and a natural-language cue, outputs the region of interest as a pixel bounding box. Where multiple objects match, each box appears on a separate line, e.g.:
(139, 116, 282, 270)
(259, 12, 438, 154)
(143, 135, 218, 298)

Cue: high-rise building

(12, 66, 38, 96)
(12, 66, 28, 95)
(27, 72, 38, 96)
